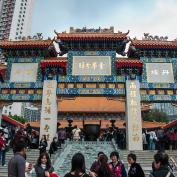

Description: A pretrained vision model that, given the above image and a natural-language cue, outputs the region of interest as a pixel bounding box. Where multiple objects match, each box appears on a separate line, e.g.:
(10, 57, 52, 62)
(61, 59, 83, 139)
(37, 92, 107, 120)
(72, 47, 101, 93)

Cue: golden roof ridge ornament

(143, 33, 168, 41)
(69, 26, 114, 33)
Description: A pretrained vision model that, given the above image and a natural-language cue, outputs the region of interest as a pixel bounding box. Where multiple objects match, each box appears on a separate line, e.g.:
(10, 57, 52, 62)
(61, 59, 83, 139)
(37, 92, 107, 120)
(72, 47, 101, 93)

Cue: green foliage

(9, 115, 28, 124)
(142, 109, 169, 123)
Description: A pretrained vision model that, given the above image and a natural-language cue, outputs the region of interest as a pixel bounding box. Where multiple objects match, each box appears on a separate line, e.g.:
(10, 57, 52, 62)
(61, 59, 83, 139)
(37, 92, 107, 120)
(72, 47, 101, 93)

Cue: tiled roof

(163, 119, 177, 130)
(40, 58, 142, 68)
(117, 59, 143, 68)
(40, 58, 67, 68)
(57, 33, 127, 40)
(2, 114, 25, 128)
(0, 40, 54, 49)
(29, 120, 166, 129)
(58, 97, 149, 112)
(131, 39, 177, 49)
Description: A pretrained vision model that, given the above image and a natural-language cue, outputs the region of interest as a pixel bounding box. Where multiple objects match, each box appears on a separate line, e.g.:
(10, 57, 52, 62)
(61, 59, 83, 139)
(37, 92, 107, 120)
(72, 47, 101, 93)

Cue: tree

(142, 109, 169, 123)
(9, 115, 28, 124)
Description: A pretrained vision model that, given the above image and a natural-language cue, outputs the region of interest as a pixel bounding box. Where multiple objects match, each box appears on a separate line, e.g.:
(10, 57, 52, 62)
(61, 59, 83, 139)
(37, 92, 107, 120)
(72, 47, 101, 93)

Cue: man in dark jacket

(149, 151, 175, 177)
(8, 141, 31, 177)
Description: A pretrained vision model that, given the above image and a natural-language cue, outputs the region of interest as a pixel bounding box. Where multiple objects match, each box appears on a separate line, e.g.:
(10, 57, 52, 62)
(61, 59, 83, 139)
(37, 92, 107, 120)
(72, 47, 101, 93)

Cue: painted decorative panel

(141, 94, 177, 102)
(0, 94, 42, 101)
(57, 88, 125, 95)
(140, 83, 177, 89)
(58, 75, 125, 83)
(1, 82, 43, 89)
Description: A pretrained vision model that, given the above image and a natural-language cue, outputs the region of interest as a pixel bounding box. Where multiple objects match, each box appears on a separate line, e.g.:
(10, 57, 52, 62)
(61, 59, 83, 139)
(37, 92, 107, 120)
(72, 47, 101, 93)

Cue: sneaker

(2, 164, 7, 167)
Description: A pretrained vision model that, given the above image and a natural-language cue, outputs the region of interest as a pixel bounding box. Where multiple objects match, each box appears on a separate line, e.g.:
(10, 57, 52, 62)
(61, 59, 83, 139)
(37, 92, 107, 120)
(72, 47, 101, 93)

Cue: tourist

(97, 154, 111, 177)
(58, 128, 66, 146)
(49, 137, 59, 157)
(172, 129, 177, 150)
(0, 129, 7, 166)
(8, 141, 32, 177)
(30, 131, 39, 149)
(149, 151, 175, 177)
(127, 153, 145, 177)
(3, 125, 9, 142)
(72, 126, 81, 141)
(12, 128, 28, 152)
(34, 152, 54, 177)
(25, 123, 32, 134)
(156, 128, 164, 150)
(146, 130, 157, 150)
(90, 151, 104, 175)
(64, 152, 90, 177)
(142, 130, 147, 150)
(109, 151, 127, 177)
(39, 135, 48, 154)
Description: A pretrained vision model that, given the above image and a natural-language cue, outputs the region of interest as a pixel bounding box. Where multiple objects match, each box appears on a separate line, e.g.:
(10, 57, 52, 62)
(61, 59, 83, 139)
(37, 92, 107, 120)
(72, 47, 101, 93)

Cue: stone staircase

(121, 150, 177, 177)
(53, 140, 116, 177)
(1, 143, 177, 177)
(0, 149, 40, 177)
(53, 141, 177, 177)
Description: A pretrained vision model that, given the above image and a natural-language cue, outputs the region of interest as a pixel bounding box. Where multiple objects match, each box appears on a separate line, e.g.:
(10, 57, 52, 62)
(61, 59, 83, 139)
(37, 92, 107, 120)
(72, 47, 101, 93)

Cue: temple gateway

(0, 27, 177, 150)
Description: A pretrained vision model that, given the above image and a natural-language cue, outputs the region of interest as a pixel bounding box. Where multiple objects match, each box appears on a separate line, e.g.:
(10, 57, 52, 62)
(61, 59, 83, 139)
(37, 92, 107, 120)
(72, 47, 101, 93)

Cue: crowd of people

(7, 142, 177, 177)
(1, 123, 177, 177)
(142, 128, 177, 151)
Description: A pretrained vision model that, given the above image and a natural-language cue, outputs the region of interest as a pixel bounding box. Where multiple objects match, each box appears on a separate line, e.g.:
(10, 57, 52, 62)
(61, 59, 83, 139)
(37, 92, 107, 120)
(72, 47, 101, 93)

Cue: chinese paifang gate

(0, 27, 177, 150)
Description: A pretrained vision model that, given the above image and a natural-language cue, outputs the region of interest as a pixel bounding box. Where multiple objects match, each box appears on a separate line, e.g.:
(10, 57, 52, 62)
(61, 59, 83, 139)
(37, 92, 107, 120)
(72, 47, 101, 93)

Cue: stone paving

(53, 140, 116, 177)
(1, 143, 177, 177)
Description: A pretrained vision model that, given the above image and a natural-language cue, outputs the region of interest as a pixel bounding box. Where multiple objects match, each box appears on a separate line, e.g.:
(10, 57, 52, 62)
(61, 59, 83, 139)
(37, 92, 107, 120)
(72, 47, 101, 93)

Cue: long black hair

(98, 154, 112, 177)
(36, 152, 51, 170)
(71, 153, 86, 176)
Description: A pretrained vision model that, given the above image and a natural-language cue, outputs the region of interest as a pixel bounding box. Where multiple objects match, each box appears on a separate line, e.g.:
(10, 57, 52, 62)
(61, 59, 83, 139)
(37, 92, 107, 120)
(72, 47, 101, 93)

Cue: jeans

(149, 139, 156, 150)
(0, 149, 6, 165)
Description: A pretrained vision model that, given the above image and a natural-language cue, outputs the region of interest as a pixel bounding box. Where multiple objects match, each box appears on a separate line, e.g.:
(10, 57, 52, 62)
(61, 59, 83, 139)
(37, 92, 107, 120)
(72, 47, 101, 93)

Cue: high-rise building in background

(0, 0, 35, 40)
(24, 106, 41, 122)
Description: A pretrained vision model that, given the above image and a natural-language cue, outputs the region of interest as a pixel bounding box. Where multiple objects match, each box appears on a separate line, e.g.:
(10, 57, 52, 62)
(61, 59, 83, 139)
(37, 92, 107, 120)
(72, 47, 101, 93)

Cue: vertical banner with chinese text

(40, 80, 57, 148)
(126, 80, 143, 150)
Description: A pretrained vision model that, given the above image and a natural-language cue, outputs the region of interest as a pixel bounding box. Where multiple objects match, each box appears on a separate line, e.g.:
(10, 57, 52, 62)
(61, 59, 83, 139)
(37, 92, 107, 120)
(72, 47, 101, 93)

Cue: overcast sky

(32, 0, 177, 40)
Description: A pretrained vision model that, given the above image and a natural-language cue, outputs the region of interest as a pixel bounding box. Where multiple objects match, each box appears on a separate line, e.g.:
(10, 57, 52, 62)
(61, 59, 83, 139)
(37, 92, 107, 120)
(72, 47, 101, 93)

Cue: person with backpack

(149, 151, 175, 177)
(109, 151, 127, 177)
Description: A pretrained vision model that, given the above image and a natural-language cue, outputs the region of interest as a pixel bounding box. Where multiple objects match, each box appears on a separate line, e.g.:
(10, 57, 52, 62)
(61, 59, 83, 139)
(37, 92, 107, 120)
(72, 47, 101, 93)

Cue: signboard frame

(67, 51, 116, 76)
(141, 57, 177, 83)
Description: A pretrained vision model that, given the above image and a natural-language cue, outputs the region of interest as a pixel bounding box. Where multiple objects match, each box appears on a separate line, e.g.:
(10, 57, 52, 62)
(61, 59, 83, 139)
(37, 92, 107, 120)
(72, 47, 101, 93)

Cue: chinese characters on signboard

(146, 63, 174, 83)
(10, 63, 38, 82)
(126, 80, 142, 150)
(40, 80, 57, 148)
(72, 56, 111, 75)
